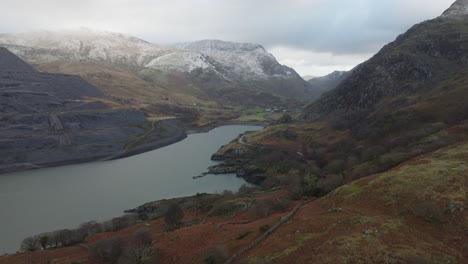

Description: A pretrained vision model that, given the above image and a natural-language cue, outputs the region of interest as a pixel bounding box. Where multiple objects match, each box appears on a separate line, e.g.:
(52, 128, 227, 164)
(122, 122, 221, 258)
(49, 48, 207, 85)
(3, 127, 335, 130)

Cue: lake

(0, 125, 262, 254)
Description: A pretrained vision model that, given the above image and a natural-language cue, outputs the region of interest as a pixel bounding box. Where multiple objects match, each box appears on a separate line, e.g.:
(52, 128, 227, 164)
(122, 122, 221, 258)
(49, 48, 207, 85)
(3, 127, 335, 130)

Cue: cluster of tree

(89, 228, 159, 264)
(21, 224, 94, 252)
(20, 214, 141, 252)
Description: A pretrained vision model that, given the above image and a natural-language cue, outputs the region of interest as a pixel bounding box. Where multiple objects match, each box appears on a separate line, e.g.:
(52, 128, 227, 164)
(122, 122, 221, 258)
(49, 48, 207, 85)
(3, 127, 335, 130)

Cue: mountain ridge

(0, 30, 315, 106)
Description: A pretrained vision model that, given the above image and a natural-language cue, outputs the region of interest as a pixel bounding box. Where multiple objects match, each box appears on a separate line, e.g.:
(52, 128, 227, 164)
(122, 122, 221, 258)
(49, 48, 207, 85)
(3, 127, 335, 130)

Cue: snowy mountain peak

(442, 0, 468, 17)
(175, 39, 265, 53)
(0, 29, 169, 68)
(172, 39, 284, 79)
(146, 50, 214, 72)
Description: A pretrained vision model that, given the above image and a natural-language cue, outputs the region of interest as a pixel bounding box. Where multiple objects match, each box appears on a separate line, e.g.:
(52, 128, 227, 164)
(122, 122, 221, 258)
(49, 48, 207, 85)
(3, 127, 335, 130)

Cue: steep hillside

(304, 14, 468, 133)
(307, 71, 350, 97)
(209, 1, 468, 200)
(243, 141, 467, 264)
(142, 39, 313, 106)
(0, 48, 182, 174)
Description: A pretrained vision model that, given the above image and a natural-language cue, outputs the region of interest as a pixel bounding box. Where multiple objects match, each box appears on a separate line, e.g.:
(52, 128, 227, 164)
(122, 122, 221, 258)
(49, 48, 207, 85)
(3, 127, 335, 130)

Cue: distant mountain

(307, 71, 350, 97)
(142, 39, 314, 106)
(0, 29, 169, 69)
(0, 48, 175, 174)
(0, 31, 314, 107)
(304, 5, 468, 135)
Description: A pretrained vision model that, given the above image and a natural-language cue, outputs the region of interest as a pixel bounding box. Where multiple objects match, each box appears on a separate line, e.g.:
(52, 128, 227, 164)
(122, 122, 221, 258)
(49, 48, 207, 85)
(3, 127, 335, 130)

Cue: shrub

(164, 203, 184, 228)
(413, 201, 444, 223)
(237, 184, 258, 196)
(111, 215, 132, 231)
(303, 174, 318, 196)
(252, 198, 291, 218)
(315, 174, 344, 196)
(360, 145, 386, 162)
(259, 225, 270, 233)
(236, 231, 252, 240)
(90, 238, 123, 263)
(212, 202, 238, 216)
(324, 159, 346, 174)
(204, 246, 228, 264)
(275, 114, 293, 124)
(378, 152, 409, 169)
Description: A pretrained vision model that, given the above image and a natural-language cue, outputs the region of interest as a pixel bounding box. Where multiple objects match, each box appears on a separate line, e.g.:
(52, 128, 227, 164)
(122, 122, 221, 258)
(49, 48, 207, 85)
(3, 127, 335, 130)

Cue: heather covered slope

(244, 142, 467, 264)
(0, 141, 465, 264)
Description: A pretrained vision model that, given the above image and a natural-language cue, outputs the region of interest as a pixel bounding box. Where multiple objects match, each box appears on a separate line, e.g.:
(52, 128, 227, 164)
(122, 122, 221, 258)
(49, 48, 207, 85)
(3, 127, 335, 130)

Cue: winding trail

(125, 120, 159, 150)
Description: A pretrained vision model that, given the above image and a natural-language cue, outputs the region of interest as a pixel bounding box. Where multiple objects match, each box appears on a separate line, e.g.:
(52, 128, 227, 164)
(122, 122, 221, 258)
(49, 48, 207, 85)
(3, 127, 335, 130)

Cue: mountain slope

(142, 39, 314, 106)
(442, 0, 468, 17)
(0, 48, 179, 174)
(304, 12, 468, 136)
(307, 71, 351, 97)
(0, 31, 314, 108)
(0, 29, 169, 69)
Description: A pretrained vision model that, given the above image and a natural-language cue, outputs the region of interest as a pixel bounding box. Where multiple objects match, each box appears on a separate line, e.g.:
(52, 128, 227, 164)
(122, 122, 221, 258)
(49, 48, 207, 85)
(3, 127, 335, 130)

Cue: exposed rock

(0, 48, 183, 174)
(442, 0, 468, 17)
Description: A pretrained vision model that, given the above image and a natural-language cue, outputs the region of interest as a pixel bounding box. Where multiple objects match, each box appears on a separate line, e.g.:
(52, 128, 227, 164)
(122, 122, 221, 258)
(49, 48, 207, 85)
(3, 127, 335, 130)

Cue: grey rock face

(0, 48, 156, 174)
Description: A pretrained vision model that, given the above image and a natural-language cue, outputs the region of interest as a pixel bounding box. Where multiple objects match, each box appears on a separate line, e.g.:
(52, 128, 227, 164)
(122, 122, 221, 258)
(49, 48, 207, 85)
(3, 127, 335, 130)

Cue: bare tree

(20, 236, 40, 252)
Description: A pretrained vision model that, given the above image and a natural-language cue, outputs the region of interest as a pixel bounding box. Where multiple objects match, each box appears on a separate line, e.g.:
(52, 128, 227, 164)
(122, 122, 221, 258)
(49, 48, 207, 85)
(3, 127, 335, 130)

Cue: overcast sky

(0, 0, 456, 76)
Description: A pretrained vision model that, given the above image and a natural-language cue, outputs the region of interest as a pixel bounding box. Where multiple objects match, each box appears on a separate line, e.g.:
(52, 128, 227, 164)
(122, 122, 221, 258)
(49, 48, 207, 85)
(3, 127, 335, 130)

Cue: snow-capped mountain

(0, 29, 170, 68)
(171, 40, 294, 81)
(442, 0, 468, 17)
(0, 30, 314, 106)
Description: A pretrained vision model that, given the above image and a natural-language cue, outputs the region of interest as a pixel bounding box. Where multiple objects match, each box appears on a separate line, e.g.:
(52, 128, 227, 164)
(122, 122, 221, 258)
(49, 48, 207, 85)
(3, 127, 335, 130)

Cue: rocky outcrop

(442, 0, 468, 17)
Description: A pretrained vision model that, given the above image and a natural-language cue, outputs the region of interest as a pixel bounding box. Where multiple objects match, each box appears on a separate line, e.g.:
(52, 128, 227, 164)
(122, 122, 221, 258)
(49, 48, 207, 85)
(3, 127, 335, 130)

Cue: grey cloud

(0, 0, 456, 75)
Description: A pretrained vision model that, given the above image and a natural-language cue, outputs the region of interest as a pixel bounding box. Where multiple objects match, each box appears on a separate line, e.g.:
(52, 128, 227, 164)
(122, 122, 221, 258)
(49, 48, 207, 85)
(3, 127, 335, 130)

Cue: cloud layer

(0, 0, 455, 75)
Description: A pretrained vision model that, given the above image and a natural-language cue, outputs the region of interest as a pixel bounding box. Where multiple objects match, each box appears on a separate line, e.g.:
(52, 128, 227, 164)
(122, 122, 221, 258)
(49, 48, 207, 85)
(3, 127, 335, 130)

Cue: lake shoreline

(0, 124, 263, 254)
(0, 120, 265, 176)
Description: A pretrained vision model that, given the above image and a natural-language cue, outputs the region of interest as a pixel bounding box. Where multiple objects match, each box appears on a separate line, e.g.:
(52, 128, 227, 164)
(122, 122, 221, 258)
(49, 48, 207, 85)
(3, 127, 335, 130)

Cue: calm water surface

(0, 125, 261, 254)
